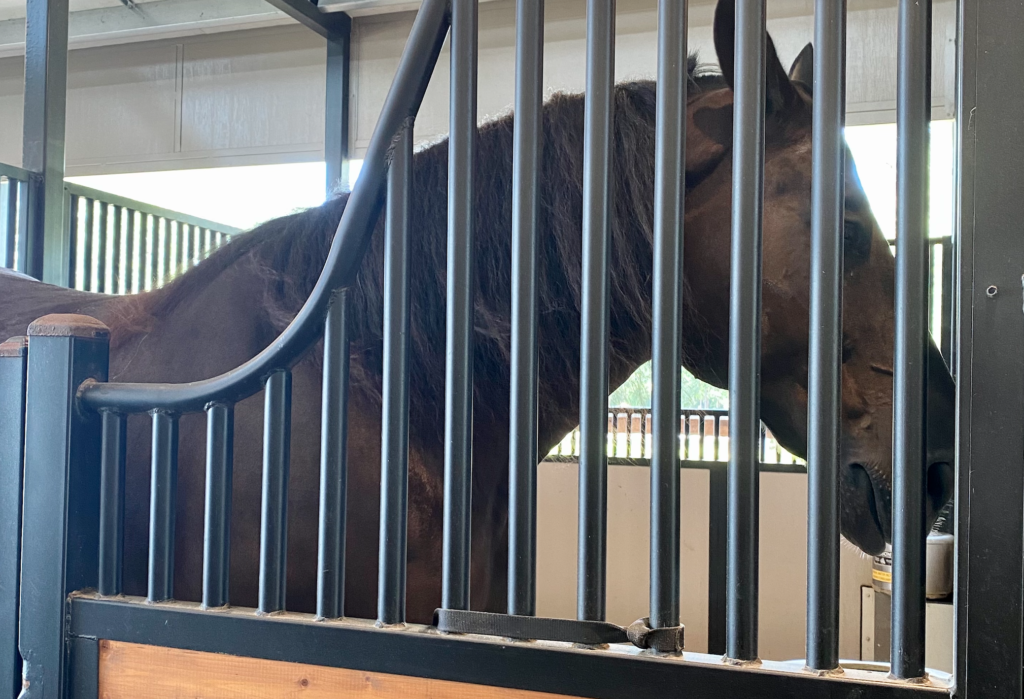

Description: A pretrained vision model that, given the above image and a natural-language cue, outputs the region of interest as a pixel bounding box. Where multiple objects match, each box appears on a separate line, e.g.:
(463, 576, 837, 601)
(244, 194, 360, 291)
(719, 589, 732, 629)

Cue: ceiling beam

(262, 0, 350, 39)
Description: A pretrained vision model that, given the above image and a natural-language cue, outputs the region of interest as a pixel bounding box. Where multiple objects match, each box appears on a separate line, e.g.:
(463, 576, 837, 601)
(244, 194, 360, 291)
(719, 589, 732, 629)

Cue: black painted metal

(0, 338, 27, 698)
(203, 402, 233, 609)
(22, 0, 70, 283)
(124, 208, 135, 294)
(2, 178, 18, 269)
(442, 0, 478, 613)
(649, 0, 687, 632)
(97, 410, 126, 597)
(96, 203, 108, 292)
(726, 0, 765, 662)
(378, 122, 413, 626)
(19, 318, 108, 699)
(149, 410, 179, 603)
(70, 636, 99, 699)
(507, 0, 543, 618)
(707, 466, 727, 656)
(260, 369, 292, 614)
(111, 205, 123, 294)
(79, 0, 450, 414)
(317, 288, 350, 620)
(325, 14, 352, 195)
(264, 0, 350, 38)
(66, 193, 77, 288)
(69, 596, 945, 699)
(577, 0, 614, 624)
(891, 0, 930, 680)
(954, 2, 1024, 696)
(806, 0, 845, 672)
(82, 198, 94, 291)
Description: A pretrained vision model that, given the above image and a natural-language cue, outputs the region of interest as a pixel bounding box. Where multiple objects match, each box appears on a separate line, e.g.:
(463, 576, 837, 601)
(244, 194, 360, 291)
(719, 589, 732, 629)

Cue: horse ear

(713, 0, 802, 116)
(789, 43, 814, 95)
(712, 0, 735, 89)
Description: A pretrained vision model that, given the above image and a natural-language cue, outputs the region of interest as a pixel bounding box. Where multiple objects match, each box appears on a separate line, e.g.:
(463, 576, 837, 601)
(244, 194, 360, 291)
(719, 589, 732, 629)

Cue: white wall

(537, 463, 873, 661)
(0, 0, 955, 174)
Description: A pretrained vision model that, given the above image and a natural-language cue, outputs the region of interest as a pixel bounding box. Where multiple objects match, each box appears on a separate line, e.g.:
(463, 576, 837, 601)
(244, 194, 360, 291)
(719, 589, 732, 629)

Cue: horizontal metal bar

(542, 456, 807, 473)
(263, 0, 350, 39)
(69, 596, 950, 699)
(64, 182, 242, 236)
(77, 0, 451, 416)
(0, 162, 33, 182)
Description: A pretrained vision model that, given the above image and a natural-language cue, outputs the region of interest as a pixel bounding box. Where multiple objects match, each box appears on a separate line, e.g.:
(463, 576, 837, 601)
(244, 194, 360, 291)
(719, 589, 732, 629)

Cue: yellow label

(872, 569, 892, 584)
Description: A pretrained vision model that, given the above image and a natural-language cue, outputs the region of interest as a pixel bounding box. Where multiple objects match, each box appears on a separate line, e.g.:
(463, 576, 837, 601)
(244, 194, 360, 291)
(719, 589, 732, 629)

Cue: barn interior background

(0, 0, 961, 674)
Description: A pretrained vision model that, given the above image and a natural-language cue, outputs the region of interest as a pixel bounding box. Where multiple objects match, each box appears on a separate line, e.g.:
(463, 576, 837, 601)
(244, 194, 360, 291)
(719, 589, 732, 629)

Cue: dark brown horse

(1, 5, 954, 625)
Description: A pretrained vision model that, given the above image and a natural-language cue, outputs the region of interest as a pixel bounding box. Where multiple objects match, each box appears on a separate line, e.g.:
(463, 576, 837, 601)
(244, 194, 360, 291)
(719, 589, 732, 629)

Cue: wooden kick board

(98, 640, 575, 699)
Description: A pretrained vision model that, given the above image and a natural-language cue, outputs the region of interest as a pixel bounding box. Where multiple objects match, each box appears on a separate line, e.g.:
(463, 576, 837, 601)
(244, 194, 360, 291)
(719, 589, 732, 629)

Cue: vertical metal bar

(66, 193, 77, 288)
(22, 0, 70, 283)
(260, 369, 292, 614)
(682, 414, 690, 460)
(160, 218, 171, 285)
(97, 410, 126, 596)
(577, 0, 614, 623)
(442, 0, 478, 613)
(939, 236, 953, 369)
(82, 199, 94, 292)
(203, 403, 233, 609)
(699, 415, 707, 461)
(1, 179, 14, 270)
(2, 180, 16, 269)
(955, 3, 1024, 695)
(805, 0, 846, 672)
(124, 210, 136, 294)
(651, 0, 688, 621)
(891, 0, 931, 680)
(181, 223, 192, 271)
(96, 203, 108, 293)
(148, 410, 178, 603)
(325, 15, 352, 195)
(707, 465, 728, 655)
(19, 315, 108, 699)
(378, 123, 413, 626)
(0, 337, 27, 699)
(317, 288, 351, 620)
(110, 206, 123, 294)
(16, 178, 29, 276)
(726, 0, 766, 662)
(508, 0, 544, 607)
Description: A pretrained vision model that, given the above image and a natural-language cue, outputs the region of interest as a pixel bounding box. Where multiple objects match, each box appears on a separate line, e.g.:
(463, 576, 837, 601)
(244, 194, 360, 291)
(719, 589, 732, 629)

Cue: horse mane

(138, 55, 724, 441)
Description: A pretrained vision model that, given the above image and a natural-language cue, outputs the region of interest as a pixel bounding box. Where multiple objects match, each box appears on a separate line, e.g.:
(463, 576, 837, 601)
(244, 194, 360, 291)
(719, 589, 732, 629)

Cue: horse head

(680, 0, 955, 554)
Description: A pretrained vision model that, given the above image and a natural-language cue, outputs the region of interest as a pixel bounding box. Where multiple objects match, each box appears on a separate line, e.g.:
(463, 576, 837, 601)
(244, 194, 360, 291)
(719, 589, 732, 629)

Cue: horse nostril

(927, 461, 955, 520)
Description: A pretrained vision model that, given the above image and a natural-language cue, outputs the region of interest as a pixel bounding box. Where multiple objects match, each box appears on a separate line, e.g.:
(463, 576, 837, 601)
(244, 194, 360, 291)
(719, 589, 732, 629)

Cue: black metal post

(19, 315, 108, 699)
(97, 410, 126, 596)
(22, 0, 70, 284)
(82, 199, 94, 291)
(507, 0, 543, 618)
(260, 369, 293, 614)
(577, 0, 614, 624)
(650, 0, 686, 633)
(0, 337, 27, 699)
(148, 409, 178, 603)
(891, 0, 930, 680)
(111, 206, 123, 294)
(326, 15, 352, 195)
(378, 123, 413, 626)
(707, 466, 727, 656)
(727, 0, 765, 662)
(806, 0, 845, 672)
(955, 3, 1024, 696)
(318, 288, 351, 620)
(96, 204, 108, 293)
(442, 0, 478, 613)
(203, 402, 233, 609)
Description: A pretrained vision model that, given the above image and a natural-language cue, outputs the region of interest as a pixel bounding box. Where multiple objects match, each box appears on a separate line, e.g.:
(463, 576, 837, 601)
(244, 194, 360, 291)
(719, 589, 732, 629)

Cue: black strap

(433, 609, 684, 653)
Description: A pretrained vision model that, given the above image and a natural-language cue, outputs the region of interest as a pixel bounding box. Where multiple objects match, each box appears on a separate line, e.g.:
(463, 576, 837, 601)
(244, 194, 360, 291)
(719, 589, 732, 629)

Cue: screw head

(986, 285, 998, 298)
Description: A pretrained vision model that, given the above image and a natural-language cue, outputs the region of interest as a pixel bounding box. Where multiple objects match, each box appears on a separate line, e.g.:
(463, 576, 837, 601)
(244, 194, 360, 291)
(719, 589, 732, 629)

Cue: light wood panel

(98, 640, 575, 699)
